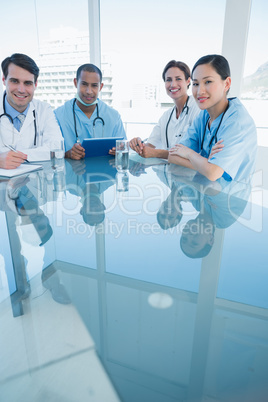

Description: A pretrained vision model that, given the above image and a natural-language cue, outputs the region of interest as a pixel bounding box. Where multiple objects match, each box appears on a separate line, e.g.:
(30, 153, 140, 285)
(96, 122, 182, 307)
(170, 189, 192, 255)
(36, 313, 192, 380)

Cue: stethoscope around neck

(165, 95, 189, 149)
(0, 92, 37, 146)
(72, 99, 105, 143)
(200, 101, 229, 154)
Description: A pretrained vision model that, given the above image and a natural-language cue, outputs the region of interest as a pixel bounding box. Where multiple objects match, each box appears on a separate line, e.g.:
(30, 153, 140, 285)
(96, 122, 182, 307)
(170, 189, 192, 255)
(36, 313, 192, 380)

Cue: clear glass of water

(50, 139, 65, 169)
(115, 140, 129, 171)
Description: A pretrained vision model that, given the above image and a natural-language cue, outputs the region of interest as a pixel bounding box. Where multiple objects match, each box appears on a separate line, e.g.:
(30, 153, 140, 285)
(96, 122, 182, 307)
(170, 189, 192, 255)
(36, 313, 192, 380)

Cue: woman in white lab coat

(129, 60, 200, 159)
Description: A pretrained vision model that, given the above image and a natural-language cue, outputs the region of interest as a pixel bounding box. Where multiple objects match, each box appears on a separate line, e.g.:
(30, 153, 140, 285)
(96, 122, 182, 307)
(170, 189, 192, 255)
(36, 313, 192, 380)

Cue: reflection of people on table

(1, 175, 70, 304)
(130, 60, 199, 159)
(128, 159, 149, 177)
(154, 165, 251, 258)
(54, 63, 126, 160)
(3, 176, 53, 245)
(179, 179, 251, 258)
(169, 54, 257, 182)
(180, 210, 215, 259)
(80, 183, 106, 226)
(156, 183, 183, 230)
(128, 155, 168, 178)
(65, 159, 115, 226)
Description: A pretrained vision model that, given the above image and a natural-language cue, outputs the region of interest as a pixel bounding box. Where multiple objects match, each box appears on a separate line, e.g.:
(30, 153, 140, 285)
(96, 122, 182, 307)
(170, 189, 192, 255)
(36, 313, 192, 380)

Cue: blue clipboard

(82, 137, 124, 157)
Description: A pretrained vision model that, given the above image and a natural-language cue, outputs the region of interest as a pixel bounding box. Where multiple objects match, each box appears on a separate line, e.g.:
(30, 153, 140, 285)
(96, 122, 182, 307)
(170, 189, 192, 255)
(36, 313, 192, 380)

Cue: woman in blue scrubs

(168, 54, 257, 182)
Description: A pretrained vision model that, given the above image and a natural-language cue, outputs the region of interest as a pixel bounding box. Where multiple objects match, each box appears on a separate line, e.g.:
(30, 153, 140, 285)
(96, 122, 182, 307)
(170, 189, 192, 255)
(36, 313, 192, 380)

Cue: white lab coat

(0, 97, 63, 161)
(147, 96, 200, 149)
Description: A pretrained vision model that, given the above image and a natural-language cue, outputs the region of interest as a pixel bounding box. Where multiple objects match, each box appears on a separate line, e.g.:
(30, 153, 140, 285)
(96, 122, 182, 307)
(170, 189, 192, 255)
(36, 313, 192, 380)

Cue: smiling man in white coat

(0, 53, 63, 169)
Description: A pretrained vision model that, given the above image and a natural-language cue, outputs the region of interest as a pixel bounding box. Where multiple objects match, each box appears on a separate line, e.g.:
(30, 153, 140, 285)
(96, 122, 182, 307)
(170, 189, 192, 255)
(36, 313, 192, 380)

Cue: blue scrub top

(179, 98, 257, 182)
(54, 98, 126, 152)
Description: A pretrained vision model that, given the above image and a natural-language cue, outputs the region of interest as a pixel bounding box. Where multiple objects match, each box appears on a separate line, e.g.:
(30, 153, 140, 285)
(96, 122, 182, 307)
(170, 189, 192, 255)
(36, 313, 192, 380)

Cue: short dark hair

(1, 53, 39, 83)
(181, 240, 213, 259)
(162, 60, 191, 88)
(76, 63, 102, 82)
(180, 217, 215, 259)
(191, 54, 231, 80)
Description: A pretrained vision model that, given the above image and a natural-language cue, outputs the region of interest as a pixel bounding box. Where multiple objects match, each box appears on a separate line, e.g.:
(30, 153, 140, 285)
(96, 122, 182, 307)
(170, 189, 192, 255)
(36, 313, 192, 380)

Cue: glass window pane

(0, 0, 89, 109)
(242, 0, 268, 146)
(100, 0, 226, 139)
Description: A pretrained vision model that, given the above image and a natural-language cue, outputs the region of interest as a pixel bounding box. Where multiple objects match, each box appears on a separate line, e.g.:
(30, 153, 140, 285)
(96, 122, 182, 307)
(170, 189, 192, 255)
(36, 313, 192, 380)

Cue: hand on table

(169, 144, 192, 160)
(108, 147, 116, 156)
(138, 145, 158, 158)
(129, 137, 144, 155)
(0, 150, 28, 169)
(65, 143, 85, 160)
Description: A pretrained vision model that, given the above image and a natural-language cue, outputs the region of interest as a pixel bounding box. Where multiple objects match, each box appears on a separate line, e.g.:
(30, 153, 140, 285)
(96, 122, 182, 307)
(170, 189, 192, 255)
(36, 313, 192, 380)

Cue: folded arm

(169, 144, 224, 181)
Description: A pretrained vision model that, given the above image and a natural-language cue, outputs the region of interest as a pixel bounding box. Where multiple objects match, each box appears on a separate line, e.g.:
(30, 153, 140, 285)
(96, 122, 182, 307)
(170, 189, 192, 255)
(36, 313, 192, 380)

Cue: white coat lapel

(20, 102, 34, 132)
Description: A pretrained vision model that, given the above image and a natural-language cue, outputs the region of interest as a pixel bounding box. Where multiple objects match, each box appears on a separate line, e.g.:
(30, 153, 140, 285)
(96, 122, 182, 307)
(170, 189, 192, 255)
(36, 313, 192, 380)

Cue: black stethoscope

(200, 101, 229, 155)
(0, 92, 37, 146)
(72, 99, 105, 143)
(165, 96, 189, 149)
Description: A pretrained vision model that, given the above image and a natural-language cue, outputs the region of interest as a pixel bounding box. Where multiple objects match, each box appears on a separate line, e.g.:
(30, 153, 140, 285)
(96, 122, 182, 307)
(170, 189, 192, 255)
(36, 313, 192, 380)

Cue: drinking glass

(115, 140, 129, 171)
(50, 139, 65, 169)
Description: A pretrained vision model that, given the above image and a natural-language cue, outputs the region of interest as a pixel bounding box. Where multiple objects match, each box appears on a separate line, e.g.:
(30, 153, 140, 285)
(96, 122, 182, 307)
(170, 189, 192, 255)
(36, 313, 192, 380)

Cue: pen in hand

(136, 138, 148, 147)
(5, 145, 30, 163)
(136, 141, 144, 146)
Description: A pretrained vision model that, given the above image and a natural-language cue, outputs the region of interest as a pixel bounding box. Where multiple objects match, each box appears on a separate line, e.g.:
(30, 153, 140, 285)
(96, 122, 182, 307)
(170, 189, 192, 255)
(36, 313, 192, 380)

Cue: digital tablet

(82, 137, 124, 157)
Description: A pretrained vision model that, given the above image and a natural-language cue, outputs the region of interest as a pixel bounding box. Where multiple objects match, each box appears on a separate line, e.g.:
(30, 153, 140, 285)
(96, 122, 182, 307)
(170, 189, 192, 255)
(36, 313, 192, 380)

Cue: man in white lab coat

(0, 53, 63, 169)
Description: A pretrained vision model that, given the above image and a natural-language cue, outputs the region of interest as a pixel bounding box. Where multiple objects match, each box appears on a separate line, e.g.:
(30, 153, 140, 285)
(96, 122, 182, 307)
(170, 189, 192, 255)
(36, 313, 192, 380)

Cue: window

(100, 0, 226, 139)
(242, 0, 268, 146)
(0, 0, 89, 104)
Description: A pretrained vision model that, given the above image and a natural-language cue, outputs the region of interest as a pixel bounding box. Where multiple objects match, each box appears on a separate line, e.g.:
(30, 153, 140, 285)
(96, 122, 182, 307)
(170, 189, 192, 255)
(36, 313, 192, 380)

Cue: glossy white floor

(0, 274, 120, 401)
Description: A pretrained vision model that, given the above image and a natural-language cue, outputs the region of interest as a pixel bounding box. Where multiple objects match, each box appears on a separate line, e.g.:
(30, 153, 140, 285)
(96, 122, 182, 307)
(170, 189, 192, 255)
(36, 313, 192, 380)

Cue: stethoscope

(0, 92, 37, 146)
(200, 101, 229, 155)
(165, 95, 189, 149)
(72, 99, 105, 143)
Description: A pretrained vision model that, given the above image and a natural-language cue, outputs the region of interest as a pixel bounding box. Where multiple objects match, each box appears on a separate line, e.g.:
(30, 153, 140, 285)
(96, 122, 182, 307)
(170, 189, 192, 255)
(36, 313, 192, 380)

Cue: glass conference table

(0, 152, 267, 402)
